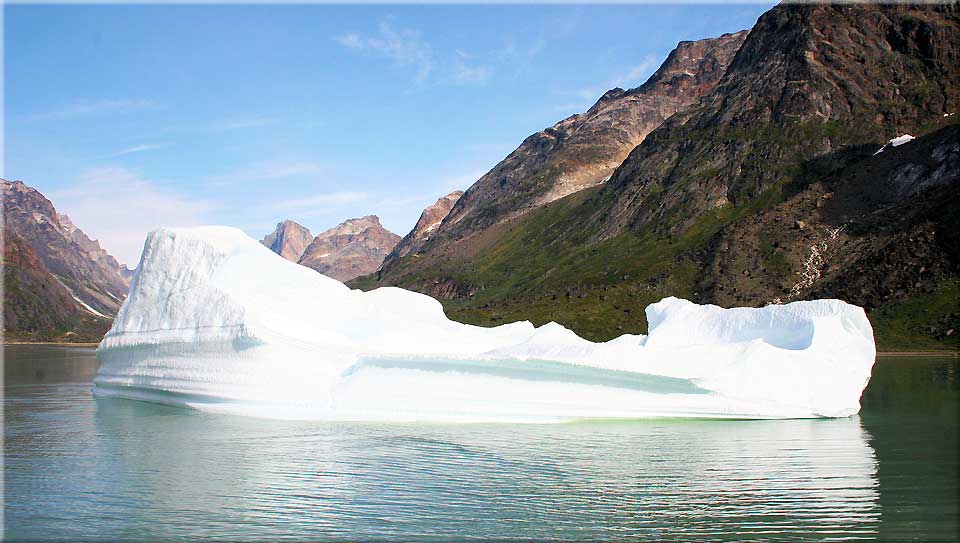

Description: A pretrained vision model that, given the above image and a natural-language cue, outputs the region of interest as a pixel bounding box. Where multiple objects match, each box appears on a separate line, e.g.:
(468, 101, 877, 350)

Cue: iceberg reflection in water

(85, 397, 879, 541)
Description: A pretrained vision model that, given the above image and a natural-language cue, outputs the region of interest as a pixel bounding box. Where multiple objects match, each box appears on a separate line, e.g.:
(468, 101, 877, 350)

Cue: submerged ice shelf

(94, 226, 877, 421)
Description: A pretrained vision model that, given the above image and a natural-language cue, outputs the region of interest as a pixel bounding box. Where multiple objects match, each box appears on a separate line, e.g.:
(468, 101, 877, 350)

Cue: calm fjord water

(3, 346, 958, 542)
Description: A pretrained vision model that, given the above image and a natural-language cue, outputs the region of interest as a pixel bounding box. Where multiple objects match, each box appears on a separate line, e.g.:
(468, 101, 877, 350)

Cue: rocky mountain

(358, 3, 960, 351)
(3, 179, 130, 341)
(381, 190, 463, 268)
(592, 2, 960, 239)
(297, 215, 401, 282)
(261, 220, 313, 262)
(379, 30, 748, 273)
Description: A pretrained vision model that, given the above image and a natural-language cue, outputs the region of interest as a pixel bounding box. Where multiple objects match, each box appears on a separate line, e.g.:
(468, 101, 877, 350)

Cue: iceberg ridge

(94, 226, 877, 421)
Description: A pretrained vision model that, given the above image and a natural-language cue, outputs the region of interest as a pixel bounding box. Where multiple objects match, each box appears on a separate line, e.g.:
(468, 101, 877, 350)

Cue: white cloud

(48, 167, 212, 266)
(29, 99, 157, 121)
(336, 23, 434, 83)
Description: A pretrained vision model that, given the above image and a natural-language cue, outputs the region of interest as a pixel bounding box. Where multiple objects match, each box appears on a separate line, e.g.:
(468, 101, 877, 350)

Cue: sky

(5, 3, 775, 266)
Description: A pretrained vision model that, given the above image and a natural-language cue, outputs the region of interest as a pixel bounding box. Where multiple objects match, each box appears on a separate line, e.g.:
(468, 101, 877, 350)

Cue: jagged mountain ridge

(378, 29, 748, 281)
(592, 2, 960, 239)
(358, 2, 960, 350)
(2, 180, 129, 315)
(297, 215, 401, 282)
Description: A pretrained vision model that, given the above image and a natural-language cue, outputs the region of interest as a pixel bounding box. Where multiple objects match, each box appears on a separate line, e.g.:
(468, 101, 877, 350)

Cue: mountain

(378, 30, 748, 277)
(591, 2, 960, 238)
(297, 215, 401, 282)
(359, 3, 960, 351)
(381, 190, 463, 268)
(261, 220, 313, 261)
(2, 179, 130, 341)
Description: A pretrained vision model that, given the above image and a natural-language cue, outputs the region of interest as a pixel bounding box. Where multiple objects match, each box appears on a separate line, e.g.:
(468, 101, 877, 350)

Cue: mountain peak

(298, 215, 400, 283)
(261, 219, 313, 262)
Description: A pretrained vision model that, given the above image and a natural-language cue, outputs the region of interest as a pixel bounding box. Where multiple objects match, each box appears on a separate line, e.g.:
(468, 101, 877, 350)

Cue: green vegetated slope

(360, 3, 960, 352)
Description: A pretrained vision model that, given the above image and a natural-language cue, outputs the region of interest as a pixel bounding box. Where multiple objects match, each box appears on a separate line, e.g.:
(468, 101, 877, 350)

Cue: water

(3, 346, 958, 541)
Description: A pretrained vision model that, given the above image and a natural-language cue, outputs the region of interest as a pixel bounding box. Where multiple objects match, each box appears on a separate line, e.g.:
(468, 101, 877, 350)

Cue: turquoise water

(3, 345, 958, 541)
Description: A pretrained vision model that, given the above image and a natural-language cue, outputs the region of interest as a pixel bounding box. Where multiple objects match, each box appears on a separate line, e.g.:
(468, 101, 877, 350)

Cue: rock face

(433, 31, 747, 241)
(298, 216, 401, 282)
(361, 3, 960, 351)
(377, 30, 748, 280)
(261, 220, 313, 262)
(2, 179, 130, 340)
(593, 3, 960, 238)
(382, 190, 463, 268)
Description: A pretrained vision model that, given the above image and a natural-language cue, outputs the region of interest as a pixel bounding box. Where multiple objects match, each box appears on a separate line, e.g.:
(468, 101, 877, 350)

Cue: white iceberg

(94, 227, 876, 421)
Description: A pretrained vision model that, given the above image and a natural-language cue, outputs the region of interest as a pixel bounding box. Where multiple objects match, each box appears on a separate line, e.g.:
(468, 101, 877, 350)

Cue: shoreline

(876, 351, 959, 357)
(3, 342, 957, 357)
(3, 341, 101, 347)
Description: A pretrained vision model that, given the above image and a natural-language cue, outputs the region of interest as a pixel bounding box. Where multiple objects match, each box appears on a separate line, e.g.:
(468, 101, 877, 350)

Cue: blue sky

(5, 4, 775, 266)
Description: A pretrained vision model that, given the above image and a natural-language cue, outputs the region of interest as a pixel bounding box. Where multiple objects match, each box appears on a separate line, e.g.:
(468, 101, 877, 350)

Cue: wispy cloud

(168, 116, 278, 134)
(609, 54, 660, 88)
(210, 161, 325, 186)
(29, 99, 157, 121)
(555, 54, 662, 115)
(448, 59, 495, 86)
(336, 23, 494, 87)
(99, 143, 170, 159)
(269, 191, 369, 212)
(48, 167, 212, 266)
(336, 22, 434, 83)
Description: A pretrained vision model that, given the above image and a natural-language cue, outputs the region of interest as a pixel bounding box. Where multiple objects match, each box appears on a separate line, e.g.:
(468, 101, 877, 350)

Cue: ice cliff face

(95, 227, 876, 421)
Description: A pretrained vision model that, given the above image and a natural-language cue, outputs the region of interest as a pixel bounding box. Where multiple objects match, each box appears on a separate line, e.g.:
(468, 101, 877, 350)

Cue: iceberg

(94, 227, 876, 421)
